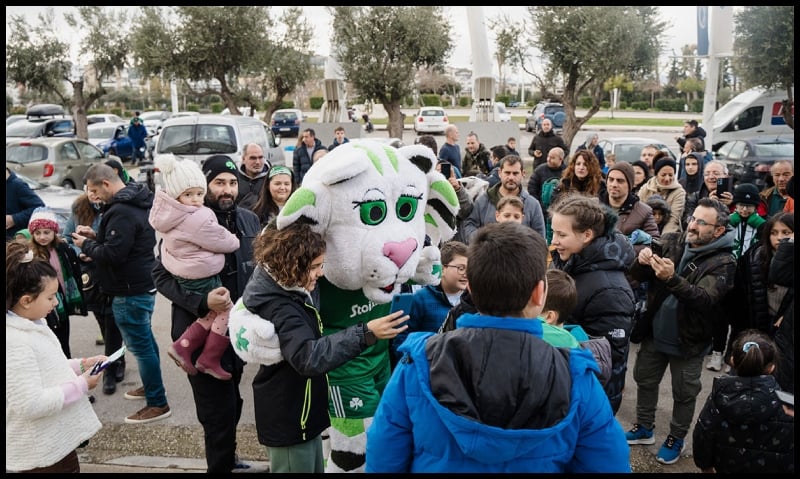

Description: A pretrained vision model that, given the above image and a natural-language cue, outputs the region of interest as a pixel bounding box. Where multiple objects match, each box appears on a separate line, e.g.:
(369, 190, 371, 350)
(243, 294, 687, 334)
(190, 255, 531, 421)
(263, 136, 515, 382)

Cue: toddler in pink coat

(149, 154, 240, 380)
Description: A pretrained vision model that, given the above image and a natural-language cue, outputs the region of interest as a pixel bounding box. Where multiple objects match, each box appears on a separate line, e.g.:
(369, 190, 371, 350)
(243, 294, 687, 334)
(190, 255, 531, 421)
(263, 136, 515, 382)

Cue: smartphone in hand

(716, 177, 731, 195)
(390, 293, 414, 315)
(440, 162, 452, 179)
(90, 346, 126, 375)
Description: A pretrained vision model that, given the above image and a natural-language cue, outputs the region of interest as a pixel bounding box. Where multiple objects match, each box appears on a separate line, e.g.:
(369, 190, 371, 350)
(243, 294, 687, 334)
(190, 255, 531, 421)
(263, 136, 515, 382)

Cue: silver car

(6, 137, 120, 189)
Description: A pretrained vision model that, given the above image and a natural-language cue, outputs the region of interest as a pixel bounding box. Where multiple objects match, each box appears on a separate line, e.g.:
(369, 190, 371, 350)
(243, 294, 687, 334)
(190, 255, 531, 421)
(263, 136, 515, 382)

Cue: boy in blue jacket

(366, 222, 630, 473)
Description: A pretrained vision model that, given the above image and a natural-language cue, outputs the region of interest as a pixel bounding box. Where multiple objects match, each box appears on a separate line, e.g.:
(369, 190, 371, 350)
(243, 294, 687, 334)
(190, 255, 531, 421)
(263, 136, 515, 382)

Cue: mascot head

(277, 140, 458, 304)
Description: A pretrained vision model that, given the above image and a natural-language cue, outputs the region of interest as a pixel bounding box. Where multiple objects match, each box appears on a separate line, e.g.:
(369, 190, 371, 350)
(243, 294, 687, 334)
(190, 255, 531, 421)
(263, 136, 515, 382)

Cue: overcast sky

(6, 6, 716, 75)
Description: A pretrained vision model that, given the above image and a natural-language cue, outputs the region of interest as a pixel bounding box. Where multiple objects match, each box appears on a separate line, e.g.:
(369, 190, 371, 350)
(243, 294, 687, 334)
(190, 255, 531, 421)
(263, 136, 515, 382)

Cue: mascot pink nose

(382, 238, 418, 269)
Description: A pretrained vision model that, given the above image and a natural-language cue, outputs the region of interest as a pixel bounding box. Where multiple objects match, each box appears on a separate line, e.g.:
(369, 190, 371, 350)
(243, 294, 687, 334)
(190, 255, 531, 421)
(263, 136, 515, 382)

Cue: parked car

(6, 137, 119, 190)
(269, 108, 304, 137)
(6, 104, 75, 145)
(413, 106, 449, 134)
(507, 101, 522, 108)
(222, 106, 259, 117)
(525, 101, 565, 134)
(139, 110, 173, 135)
(495, 102, 513, 122)
(6, 114, 27, 126)
(14, 173, 82, 231)
(143, 114, 283, 191)
(597, 137, 678, 165)
(87, 113, 125, 125)
(88, 122, 137, 162)
(713, 136, 794, 190)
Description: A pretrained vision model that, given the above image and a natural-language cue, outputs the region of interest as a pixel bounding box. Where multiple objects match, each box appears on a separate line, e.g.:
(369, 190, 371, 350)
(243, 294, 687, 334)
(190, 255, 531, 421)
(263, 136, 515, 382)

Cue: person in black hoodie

(71, 163, 170, 425)
(528, 118, 567, 170)
(675, 119, 707, 151)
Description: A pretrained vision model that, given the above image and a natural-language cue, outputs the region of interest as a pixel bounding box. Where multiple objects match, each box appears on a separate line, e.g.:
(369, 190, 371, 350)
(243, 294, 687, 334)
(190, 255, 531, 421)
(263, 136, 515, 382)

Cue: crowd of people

(5, 120, 794, 473)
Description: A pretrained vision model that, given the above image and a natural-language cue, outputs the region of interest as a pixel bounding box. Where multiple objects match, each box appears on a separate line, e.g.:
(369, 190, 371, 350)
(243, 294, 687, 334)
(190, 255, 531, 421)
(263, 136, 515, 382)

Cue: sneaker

(95, 335, 105, 346)
(124, 386, 146, 400)
(706, 351, 724, 371)
(656, 435, 685, 465)
(124, 404, 171, 424)
(625, 423, 655, 445)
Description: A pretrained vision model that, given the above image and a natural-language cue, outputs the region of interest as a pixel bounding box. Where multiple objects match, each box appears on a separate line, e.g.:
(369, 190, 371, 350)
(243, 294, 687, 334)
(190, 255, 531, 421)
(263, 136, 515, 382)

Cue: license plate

(280, 128, 290, 132)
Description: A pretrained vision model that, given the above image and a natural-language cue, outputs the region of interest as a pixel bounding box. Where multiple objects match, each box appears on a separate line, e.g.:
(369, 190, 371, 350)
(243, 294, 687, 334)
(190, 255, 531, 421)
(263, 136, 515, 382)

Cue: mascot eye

(358, 200, 387, 225)
(396, 196, 419, 222)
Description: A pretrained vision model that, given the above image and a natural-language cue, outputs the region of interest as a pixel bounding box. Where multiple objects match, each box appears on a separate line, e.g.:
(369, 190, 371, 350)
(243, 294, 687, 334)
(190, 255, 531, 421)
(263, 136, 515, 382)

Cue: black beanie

(654, 158, 677, 177)
(202, 155, 238, 184)
(732, 183, 761, 206)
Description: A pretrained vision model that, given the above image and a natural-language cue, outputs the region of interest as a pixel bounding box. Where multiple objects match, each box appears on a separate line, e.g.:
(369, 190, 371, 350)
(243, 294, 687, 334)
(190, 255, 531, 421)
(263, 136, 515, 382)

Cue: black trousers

(187, 350, 245, 473)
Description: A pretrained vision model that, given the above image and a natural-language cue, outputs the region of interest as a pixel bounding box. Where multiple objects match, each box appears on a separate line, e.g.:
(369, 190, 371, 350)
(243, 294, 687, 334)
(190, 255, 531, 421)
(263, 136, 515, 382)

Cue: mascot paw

(412, 245, 442, 286)
(228, 298, 284, 366)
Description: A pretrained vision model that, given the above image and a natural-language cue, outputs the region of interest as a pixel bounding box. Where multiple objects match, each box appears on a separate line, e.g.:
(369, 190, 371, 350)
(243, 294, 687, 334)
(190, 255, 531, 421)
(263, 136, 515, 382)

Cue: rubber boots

(195, 331, 232, 381)
(168, 322, 209, 375)
(103, 361, 117, 395)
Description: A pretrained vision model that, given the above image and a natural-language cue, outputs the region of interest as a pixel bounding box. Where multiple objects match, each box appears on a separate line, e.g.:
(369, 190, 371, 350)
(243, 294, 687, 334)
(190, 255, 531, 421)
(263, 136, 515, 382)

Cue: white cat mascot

(230, 140, 458, 471)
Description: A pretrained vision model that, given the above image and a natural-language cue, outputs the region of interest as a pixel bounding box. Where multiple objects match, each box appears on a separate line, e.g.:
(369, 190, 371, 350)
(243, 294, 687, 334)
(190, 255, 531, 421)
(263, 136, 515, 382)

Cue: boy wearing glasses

(389, 240, 468, 363)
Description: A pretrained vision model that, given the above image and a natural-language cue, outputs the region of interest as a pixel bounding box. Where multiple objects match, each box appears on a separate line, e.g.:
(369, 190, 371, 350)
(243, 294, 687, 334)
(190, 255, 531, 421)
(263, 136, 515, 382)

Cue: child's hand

(367, 311, 409, 340)
(82, 368, 102, 390)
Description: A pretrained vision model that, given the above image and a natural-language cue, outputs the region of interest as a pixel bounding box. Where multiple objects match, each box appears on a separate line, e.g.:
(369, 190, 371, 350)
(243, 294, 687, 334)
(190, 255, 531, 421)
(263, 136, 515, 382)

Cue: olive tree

(330, 6, 453, 138)
(734, 6, 794, 129)
(6, 7, 129, 139)
(527, 6, 666, 148)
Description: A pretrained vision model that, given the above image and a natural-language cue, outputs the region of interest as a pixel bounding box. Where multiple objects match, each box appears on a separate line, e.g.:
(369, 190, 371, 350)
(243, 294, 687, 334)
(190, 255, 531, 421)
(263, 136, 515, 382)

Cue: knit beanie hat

(105, 158, 131, 183)
(156, 153, 207, 199)
(202, 155, 238, 184)
(732, 183, 761, 206)
(28, 207, 60, 234)
(654, 158, 677, 176)
(607, 162, 634, 190)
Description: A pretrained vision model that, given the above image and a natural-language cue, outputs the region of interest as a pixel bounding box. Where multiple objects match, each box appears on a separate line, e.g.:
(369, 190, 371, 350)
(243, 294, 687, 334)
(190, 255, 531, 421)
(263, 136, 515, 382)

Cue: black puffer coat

(693, 374, 794, 473)
(550, 216, 636, 415)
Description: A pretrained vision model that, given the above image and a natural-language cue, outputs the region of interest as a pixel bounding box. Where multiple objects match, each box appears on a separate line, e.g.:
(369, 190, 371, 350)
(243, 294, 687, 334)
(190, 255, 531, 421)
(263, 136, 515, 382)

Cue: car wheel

(61, 179, 76, 190)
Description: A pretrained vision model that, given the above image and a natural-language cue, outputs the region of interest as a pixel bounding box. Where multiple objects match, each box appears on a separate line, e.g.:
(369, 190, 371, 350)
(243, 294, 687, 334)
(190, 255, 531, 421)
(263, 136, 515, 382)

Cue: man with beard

(625, 197, 736, 467)
(152, 155, 260, 473)
(760, 160, 793, 219)
(461, 155, 546, 244)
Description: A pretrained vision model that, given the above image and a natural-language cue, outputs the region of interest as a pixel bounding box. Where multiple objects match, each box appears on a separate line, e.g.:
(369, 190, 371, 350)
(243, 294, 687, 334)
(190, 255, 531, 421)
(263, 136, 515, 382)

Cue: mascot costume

(229, 140, 458, 471)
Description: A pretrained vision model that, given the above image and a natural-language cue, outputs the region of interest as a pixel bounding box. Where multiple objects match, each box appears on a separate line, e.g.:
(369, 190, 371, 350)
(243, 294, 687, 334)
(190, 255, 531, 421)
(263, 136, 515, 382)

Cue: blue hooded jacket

(366, 314, 631, 473)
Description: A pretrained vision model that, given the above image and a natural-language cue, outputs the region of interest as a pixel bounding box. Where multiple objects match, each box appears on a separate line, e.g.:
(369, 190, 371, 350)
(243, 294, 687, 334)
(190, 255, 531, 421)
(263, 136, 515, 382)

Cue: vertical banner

(710, 6, 734, 56)
(696, 6, 709, 56)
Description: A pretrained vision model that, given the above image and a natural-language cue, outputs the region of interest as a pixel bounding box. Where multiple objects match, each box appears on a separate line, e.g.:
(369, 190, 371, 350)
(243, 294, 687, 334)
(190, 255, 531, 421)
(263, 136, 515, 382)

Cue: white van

(154, 114, 282, 168)
(708, 87, 794, 150)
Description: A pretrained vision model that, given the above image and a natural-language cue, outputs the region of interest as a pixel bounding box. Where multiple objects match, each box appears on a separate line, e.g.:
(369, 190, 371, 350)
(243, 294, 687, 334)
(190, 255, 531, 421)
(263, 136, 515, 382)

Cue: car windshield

(273, 112, 297, 121)
(753, 142, 794, 157)
(421, 110, 444, 117)
(140, 112, 164, 120)
(158, 124, 237, 155)
(88, 125, 122, 141)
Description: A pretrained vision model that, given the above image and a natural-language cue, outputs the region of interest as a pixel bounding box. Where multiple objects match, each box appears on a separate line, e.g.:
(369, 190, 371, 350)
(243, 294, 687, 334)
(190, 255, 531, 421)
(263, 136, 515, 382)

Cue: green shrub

(421, 94, 442, 107)
(210, 102, 224, 113)
(458, 96, 470, 107)
(309, 97, 324, 110)
(578, 96, 593, 109)
(691, 99, 703, 113)
(630, 101, 649, 111)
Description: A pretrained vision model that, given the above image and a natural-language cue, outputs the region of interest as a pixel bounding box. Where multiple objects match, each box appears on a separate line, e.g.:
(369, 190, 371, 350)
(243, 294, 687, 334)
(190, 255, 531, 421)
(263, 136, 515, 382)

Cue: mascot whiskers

(230, 140, 458, 472)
